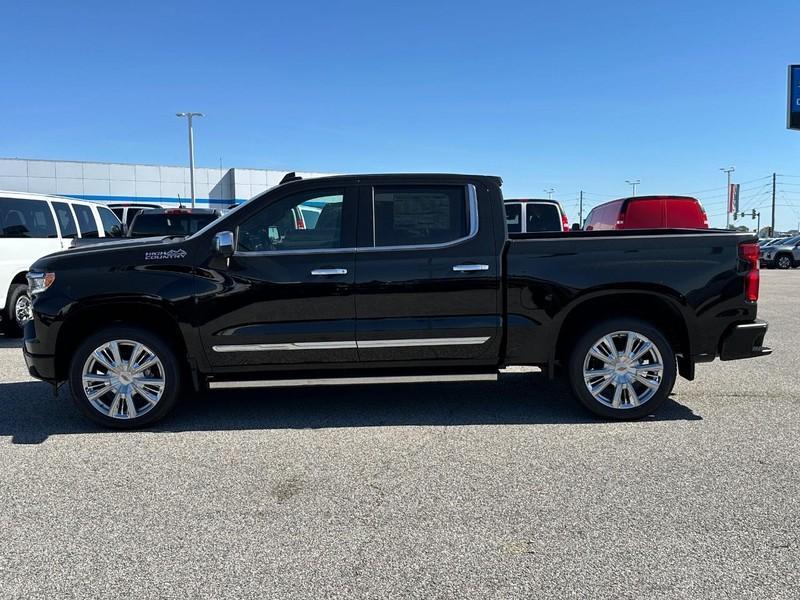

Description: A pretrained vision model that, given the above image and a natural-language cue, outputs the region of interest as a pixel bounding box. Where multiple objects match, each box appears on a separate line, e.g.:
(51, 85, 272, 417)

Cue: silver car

(761, 235, 800, 269)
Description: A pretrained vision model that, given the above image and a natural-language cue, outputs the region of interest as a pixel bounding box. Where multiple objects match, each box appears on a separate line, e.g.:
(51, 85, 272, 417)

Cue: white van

(0, 191, 124, 336)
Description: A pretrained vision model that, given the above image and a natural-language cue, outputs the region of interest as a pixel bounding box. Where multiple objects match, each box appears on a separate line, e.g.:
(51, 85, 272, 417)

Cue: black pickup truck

(22, 173, 770, 428)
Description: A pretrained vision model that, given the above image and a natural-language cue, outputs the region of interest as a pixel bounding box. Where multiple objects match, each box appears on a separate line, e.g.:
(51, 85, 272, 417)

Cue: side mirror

(213, 231, 235, 257)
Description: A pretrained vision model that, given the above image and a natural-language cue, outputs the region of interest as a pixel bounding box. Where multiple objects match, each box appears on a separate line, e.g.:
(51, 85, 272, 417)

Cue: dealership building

(0, 157, 334, 208)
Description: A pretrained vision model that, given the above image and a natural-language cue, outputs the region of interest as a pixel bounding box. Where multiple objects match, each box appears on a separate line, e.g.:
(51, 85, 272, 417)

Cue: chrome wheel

(582, 330, 664, 409)
(14, 294, 32, 326)
(81, 339, 166, 420)
(777, 255, 792, 269)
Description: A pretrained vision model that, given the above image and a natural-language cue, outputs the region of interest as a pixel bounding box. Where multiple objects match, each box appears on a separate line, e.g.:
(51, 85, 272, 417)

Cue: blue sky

(2, 0, 800, 230)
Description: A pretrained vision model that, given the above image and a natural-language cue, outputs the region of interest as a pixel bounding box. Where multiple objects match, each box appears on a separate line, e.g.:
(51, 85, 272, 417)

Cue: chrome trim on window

(212, 336, 491, 353)
(231, 183, 480, 257)
(361, 183, 479, 253)
(235, 247, 357, 257)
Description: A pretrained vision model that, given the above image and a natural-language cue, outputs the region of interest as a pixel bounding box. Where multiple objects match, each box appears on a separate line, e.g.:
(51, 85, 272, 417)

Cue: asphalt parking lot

(0, 271, 798, 599)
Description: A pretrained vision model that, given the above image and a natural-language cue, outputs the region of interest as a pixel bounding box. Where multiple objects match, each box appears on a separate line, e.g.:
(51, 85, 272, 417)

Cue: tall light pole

(176, 112, 204, 208)
(544, 188, 555, 199)
(625, 179, 640, 197)
(720, 166, 735, 229)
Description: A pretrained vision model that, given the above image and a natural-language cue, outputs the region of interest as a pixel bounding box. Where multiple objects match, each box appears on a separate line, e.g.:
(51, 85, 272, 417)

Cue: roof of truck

(277, 172, 503, 187)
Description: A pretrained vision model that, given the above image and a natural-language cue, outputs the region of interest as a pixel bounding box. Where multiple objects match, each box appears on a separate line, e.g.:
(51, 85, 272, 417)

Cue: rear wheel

(68, 326, 182, 428)
(568, 318, 677, 420)
(775, 254, 793, 269)
(4, 283, 31, 338)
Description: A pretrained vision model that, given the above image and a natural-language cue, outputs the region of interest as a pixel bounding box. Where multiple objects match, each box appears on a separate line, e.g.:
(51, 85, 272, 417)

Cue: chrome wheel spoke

(591, 377, 613, 396)
(630, 341, 653, 362)
(92, 350, 116, 372)
(123, 393, 138, 419)
(107, 390, 123, 417)
(109, 341, 122, 366)
(133, 356, 158, 375)
(133, 382, 160, 405)
(634, 373, 660, 390)
(623, 332, 637, 357)
(86, 383, 114, 400)
(611, 383, 623, 408)
(633, 363, 662, 373)
(625, 383, 640, 407)
(129, 343, 144, 369)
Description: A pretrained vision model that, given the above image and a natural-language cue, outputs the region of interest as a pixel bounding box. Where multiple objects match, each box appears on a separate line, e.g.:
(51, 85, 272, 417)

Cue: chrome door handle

(310, 268, 348, 276)
(452, 264, 489, 272)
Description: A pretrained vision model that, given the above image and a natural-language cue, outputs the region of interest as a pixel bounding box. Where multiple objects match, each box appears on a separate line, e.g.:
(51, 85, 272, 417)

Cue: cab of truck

(584, 196, 708, 230)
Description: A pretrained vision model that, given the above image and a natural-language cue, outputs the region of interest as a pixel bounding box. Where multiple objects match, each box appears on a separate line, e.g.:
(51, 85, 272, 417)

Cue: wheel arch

(552, 290, 694, 379)
(54, 299, 190, 382)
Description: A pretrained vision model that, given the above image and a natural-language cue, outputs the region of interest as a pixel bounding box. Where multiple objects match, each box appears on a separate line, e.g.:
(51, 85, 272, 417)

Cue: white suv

(0, 191, 124, 336)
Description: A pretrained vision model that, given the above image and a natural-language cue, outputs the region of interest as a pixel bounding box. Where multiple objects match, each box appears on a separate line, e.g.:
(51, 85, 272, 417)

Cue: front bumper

(22, 319, 59, 383)
(719, 319, 771, 361)
(23, 347, 58, 382)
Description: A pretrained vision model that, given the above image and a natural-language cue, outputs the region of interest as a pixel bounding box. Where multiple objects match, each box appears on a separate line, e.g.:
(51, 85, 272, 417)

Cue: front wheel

(69, 326, 182, 428)
(568, 318, 677, 420)
(5, 283, 31, 338)
(775, 254, 793, 270)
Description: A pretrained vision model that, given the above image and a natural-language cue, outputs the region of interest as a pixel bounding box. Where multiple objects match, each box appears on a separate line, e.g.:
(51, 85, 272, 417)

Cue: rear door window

(51, 201, 78, 238)
(73, 204, 99, 238)
(0, 198, 57, 238)
(525, 203, 561, 232)
(505, 203, 522, 233)
(98, 206, 124, 237)
(372, 186, 468, 247)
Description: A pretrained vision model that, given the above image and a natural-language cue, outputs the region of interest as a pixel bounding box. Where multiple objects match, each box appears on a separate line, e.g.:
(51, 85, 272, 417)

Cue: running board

(208, 372, 498, 390)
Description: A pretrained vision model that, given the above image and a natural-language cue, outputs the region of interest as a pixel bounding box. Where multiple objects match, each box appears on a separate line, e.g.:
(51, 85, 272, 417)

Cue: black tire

(775, 253, 793, 270)
(4, 283, 30, 338)
(567, 318, 677, 420)
(68, 326, 182, 429)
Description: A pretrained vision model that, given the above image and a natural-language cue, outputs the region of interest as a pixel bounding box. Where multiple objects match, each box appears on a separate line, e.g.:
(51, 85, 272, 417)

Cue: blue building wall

(0, 158, 334, 207)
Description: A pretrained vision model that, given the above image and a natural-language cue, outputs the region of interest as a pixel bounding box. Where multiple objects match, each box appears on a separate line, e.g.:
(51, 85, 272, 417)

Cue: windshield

(130, 213, 218, 238)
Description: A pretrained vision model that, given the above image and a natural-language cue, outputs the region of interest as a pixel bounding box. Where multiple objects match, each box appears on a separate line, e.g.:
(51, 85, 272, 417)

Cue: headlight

(27, 272, 55, 295)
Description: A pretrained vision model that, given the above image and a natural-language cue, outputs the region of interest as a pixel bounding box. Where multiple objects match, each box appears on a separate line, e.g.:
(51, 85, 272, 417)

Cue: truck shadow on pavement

(0, 372, 701, 444)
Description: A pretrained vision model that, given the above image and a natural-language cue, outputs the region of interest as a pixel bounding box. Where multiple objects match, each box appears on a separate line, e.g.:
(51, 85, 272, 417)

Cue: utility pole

(176, 112, 204, 208)
(579, 190, 584, 225)
(720, 167, 735, 229)
(544, 188, 555, 200)
(625, 179, 640, 196)
(771, 172, 777, 236)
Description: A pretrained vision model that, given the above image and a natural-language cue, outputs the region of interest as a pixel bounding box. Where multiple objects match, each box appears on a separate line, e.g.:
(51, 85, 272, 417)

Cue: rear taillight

(739, 242, 759, 302)
(561, 212, 570, 232)
(294, 211, 306, 230)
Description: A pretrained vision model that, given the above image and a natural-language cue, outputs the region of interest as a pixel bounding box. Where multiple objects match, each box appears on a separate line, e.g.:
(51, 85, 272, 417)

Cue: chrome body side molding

(208, 372, 499, 389)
